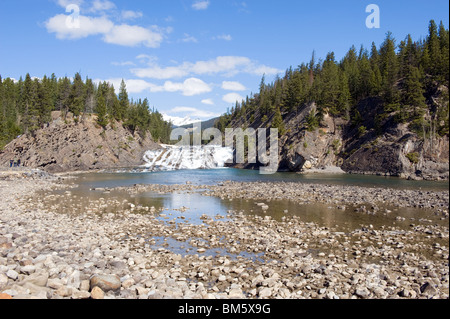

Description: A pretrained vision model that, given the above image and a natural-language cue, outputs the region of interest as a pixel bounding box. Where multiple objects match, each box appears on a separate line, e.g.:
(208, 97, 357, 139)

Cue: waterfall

(143, 145, 234, 171)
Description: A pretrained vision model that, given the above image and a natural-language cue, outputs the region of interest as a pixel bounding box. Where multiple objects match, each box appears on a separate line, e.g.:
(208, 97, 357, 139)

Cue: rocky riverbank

(0, 170, 448, 299)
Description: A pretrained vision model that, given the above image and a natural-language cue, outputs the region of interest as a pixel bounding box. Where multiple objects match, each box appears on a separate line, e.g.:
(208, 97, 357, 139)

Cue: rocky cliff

(227, 97, 449, 181)
(0, 112, 161, 173)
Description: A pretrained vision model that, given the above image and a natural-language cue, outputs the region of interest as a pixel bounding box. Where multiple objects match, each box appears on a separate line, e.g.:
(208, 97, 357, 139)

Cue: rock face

(227, 94, 449, 180)
(340, 97, 449, 180)
(0, 112, 161, 173)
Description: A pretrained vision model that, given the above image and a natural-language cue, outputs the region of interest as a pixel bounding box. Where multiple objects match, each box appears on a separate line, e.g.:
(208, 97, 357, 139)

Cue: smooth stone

(90, 274, 121, 292)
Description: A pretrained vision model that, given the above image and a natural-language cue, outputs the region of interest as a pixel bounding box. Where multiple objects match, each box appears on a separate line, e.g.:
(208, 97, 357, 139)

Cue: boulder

(90, 274, 121, 292)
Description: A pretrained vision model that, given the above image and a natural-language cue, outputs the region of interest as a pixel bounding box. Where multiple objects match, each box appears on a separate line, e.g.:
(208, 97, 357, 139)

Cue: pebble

(0, 171, 448, 300)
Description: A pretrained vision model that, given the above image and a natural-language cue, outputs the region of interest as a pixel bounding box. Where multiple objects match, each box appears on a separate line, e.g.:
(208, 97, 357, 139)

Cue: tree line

(0, 74, 172, 148)
(216, 20, 449, 139)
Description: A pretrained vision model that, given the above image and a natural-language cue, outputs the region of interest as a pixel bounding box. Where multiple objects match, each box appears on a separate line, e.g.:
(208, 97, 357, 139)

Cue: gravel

(0, 170, 448, 299)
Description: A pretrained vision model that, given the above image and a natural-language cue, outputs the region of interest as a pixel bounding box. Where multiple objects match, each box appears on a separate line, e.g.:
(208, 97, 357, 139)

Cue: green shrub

(406, 152, 420, 164)
(358, 126, 367, 137)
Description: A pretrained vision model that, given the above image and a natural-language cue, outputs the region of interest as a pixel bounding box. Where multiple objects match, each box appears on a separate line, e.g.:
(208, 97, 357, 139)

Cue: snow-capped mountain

(162, 114, 202, 127)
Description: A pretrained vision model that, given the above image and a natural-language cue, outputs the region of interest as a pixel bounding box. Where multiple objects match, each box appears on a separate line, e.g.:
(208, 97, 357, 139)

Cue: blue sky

(0, 0, 449, 122)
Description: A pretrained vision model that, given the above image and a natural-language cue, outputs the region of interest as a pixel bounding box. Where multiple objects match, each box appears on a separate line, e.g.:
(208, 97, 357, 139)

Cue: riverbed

(0, 168, 448, 299)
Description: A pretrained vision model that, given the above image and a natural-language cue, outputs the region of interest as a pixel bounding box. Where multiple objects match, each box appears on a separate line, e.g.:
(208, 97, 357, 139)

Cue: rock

(6, 269, 18, 280)
(122, 278, 135, 289)
(0, 273, 8, 289)
(90, 274, 121, 292)
(72, 290, 91, 299)
(20, 271, 49, 287)
(56, 286, 72, 298)
(47, 278, 64, 290)
(303, 161, 313, 170)
(258, 287, 272, 298)
(80, 280, 91, 292)
(91, 286, 105, 299)
(228, 288, 245, 299)
(355, 287, 371, 299)
(420, 282, 437, 296)
(135, 286, 149, 296)
(0, 293, 13, 299)
(20, 265, 36, 274)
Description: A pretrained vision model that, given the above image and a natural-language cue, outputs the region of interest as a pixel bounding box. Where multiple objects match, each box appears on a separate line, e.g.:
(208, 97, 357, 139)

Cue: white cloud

(192, 0, 210, 10)
(98, 77, 211, 96)
(111, 61, 136, 66)
(103, 24, 164, 48)
(45, 13, 166, 47)
(181, 33, 198, 43)
(56, 0, 84, 8)
(131, 56, 282, 79)
(45, 14, 114, 39)
(214, 34, 232, 41)
(121, 10, 143, 20)
(159, 78, 212, 96)
(223, 93, 244, 104)
(132, 64, 190, 80)
(201, 99, 215, 105)
(167, 106, 220, 119)
(222, 81, 246, 91)
(89, 0, 116, 12)
(96, 78, 156, 94)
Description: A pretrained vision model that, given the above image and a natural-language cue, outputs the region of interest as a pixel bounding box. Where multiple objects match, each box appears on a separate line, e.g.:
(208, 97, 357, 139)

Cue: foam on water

(143, 145, 234, 171)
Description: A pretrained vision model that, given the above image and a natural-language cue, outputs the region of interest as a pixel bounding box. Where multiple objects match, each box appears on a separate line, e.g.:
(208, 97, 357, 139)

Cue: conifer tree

(403, 65, 426, 119)
(438, 21, 449, 84)
(96, 87, 108, 129)
(118, 79, 129, 121)
(380, 32, 400, 107)
(427, 20, 442, 77)
(69, 72, 85, 119)
(271, 106, 285, 136)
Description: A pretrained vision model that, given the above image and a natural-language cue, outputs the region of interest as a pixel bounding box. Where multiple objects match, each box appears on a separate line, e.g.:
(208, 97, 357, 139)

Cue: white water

(143, 145, 234, 171)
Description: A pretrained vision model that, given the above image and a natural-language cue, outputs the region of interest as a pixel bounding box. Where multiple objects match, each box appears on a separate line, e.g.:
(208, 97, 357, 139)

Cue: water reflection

(75, 168, 449, 191)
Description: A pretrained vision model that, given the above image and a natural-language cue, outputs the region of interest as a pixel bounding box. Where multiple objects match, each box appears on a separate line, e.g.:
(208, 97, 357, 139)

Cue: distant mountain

(180, 117, 219, 130)
(162, 114, 202, 127)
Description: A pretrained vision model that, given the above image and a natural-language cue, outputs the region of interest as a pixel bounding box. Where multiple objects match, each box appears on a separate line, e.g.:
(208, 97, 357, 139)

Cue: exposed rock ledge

(0, 112, 161, 173)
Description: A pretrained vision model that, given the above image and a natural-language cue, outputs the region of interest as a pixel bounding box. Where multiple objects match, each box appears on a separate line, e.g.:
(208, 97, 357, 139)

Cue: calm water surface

(62, 169, 448, 229)
(53, 169, 448, 257)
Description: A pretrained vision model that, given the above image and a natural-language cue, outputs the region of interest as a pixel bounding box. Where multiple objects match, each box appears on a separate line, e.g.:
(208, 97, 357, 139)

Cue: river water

(48, 168, 448, 258)
(60, 169, 447, 228)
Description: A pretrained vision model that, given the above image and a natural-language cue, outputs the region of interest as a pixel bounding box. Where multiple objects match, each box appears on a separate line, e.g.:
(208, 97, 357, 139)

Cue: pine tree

(400, 65, 426, 121)
(21, 74, 40, 134)
(380, 32, 400, 107)
(118, 79, 129, 121)
(358, 50, 373, 99)
(96, 87, 108, 129)
(271, 106, 285, 136)
(69, 72, 85, 119)
(438, 21, 449, 84)
(319, 52, 340, 116)
(427, 20, 442, 77)
(38, 75, 53, 126)
(342, 46, 360, 102)
(84, 78, 96, 115)
(369, 42, 380, 69)
(337, 71, 351, 120)
(402, 65, 426, 120)
(57, 77, 71, 115)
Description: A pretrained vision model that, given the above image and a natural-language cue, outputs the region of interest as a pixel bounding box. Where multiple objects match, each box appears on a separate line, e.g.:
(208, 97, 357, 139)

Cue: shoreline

(0, 169, 448, 299)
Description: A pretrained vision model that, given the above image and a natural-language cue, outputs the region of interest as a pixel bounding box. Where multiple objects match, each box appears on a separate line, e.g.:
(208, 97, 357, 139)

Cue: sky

(0, 0, 449, 123)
